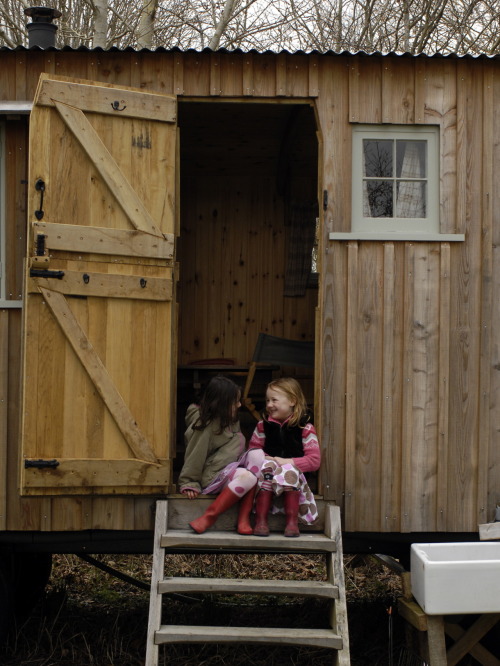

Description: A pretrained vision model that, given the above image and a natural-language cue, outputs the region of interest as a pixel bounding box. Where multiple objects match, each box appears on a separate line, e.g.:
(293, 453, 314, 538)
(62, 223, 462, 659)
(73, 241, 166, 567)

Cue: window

(352, 125, 439, 234)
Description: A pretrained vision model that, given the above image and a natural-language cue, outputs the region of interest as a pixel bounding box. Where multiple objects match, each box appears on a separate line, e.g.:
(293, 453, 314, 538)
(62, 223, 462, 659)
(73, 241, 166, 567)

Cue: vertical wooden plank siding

(348, 57, 382, 123)
(356, 243, 384, 531)
(380, 243, 399, 532)
(447, 60, 483, 531)
(410, 244, 441, 532)
(0, 51, 500, 534)
(421, 60, 458, 235)
(400, 243, 416, 533)
(344, 242, 359, 527)
(0, 311, 8, 529)
(316, 57, 350, 503)
(477, 62, 494, 525)
(436, 244, 451, 531)
(488, 68, 500, 518)
(381, 58, 415, 124)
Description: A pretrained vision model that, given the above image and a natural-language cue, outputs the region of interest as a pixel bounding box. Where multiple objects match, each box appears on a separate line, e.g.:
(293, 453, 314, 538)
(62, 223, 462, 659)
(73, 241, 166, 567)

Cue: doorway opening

(175, 100, 319, 478)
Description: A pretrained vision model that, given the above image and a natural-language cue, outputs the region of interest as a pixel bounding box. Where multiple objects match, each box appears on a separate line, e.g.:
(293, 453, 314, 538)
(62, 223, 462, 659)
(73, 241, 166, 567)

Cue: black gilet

(262, 415, 311, 459)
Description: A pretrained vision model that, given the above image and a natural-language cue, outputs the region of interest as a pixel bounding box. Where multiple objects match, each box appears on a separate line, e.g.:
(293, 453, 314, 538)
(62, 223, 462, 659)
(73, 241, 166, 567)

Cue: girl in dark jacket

(248, 377, 320, 537)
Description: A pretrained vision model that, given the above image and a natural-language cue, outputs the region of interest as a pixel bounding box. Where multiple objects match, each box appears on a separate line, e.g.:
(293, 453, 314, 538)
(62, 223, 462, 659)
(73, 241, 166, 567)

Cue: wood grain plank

(408, 244, 440, 532)
(145, 500, 168, 666)
(155, 625, 342, 649)
(30, 269, 172, 301)
(159, 578, 338, 598)
(53, 100, 162, 236)
(401, 242, 415, 533)
(0, 311, 8, 529)
(161, 531, 337, 552)
(349, 57, 382, 124)
(39, 287, 158, 464)
(31, 222, 174, 259)
(355, 243, 383, 531)
(344, 242, 358, 527)
(382, 58, 415, 124)
(23, 458, 167, 489)
(437, 243, 451, 530)
(380, 243, 400, 532)
(447, 60, 482, 530)
(36, 77, 176, 122)
(477, 62, 494, 527)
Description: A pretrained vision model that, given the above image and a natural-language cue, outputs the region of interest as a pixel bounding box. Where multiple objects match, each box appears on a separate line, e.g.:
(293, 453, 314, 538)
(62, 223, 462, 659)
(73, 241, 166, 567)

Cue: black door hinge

(25, 459, 60, 469)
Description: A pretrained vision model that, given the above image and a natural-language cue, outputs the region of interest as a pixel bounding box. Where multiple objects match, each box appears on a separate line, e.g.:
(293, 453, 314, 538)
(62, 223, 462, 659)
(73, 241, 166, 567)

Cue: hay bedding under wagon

(1, 553, 412, 666)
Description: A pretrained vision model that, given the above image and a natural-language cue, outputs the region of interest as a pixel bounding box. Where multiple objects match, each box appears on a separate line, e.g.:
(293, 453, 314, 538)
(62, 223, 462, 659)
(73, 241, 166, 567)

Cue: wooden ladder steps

(159, 576, 339, 599)
(161, 530, 337, 552)
(155, 625, 343, 649)
(146, 501, 351, 665)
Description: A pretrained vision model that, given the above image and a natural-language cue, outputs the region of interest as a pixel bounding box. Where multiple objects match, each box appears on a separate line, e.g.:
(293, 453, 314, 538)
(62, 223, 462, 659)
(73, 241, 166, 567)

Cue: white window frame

(330, 124, 464, 242)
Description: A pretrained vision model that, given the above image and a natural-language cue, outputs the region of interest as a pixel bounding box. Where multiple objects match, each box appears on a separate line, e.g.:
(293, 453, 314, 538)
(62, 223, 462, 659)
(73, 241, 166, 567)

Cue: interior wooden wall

(1, 49, 499, 535)
(177, 102, 318, 366)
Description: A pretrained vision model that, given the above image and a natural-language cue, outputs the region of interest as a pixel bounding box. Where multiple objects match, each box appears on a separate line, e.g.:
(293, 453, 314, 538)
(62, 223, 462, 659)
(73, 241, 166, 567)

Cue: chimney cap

(24, 7, 62, 22)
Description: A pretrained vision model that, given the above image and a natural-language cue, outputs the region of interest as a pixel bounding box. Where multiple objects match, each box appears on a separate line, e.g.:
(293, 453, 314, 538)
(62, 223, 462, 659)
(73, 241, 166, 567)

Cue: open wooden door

(20, 74, 177, 495)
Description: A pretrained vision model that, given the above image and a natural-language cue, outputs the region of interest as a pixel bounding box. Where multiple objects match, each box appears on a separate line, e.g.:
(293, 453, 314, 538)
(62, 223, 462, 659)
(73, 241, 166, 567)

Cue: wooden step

(161, 530, 337, 553)
(159, 576, 339, 599)
(155, 625, 343, 649)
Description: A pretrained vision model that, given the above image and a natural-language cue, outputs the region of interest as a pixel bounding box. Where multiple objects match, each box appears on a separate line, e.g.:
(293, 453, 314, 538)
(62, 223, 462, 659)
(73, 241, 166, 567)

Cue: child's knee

(239, 469, 258, 486)
(246, 449, 265, 475)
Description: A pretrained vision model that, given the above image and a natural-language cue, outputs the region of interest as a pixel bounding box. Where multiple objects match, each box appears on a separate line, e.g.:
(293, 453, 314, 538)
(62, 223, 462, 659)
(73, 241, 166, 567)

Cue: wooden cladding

(1, 51, 500, 533)
(32, 222, 174, 260)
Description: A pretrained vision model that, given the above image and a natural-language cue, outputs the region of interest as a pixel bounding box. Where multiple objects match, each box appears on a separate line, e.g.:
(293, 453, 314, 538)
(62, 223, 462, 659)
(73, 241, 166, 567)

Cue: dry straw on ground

(2, 552, 405, 665)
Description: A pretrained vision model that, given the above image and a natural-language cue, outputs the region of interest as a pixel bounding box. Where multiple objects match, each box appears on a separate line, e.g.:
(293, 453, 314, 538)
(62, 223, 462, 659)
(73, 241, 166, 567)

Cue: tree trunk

(137, 0, 158, 49)
(92, 0, 108, 49)
(208, 0, 238, 50)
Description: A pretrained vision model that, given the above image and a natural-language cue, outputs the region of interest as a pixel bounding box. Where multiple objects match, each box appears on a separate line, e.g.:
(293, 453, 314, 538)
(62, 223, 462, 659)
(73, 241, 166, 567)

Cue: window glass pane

(396, 181, 426, 218)
(363, 139, 393, 177)
(364, 180, 393, 217)
(396, 140, 426, 178)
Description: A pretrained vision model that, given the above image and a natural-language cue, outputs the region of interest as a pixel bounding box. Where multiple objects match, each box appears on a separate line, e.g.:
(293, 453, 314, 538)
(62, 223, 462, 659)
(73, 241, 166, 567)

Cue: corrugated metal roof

(1, 44, 499, 59)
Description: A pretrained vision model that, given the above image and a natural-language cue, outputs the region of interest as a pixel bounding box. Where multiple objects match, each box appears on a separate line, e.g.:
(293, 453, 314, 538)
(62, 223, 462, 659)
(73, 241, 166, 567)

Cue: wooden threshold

(160, 530, 337, 552)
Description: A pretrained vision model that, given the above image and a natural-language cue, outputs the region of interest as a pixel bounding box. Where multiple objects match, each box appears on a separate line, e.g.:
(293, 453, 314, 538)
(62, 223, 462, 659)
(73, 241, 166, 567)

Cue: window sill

(329, 232, 465, 242)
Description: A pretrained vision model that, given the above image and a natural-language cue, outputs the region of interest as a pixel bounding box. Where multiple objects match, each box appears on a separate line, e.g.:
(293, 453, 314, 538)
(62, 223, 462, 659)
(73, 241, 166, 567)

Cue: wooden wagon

(1, 43, 499, 651)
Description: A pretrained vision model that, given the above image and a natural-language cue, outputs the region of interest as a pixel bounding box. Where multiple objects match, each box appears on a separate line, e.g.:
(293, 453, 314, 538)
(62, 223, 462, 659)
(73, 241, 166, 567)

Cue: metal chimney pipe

(24, 7, 62, 49)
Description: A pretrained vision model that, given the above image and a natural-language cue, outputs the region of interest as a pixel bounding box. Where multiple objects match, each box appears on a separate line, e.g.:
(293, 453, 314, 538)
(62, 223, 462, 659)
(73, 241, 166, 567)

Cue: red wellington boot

(253, 490, 273, 537)
(189, 486, 240, 534)
(237, 487, 256, 535)
(284, 490, 301, 537)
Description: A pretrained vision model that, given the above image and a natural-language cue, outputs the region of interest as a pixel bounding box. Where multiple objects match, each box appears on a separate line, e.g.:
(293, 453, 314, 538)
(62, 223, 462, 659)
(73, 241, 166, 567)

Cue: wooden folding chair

(242, 333, 314, 419)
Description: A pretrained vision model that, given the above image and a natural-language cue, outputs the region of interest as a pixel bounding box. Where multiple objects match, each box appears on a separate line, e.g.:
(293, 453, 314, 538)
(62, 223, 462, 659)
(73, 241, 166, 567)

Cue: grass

(2, 553, 406, 665)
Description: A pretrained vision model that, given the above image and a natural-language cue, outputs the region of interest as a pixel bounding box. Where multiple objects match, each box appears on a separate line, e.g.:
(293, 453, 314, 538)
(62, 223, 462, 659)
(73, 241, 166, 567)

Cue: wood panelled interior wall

(177, 102, 318, 367)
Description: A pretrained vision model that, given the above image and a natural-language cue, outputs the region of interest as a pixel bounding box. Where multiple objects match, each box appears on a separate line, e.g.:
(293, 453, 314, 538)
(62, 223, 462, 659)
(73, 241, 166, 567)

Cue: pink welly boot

(189, 486, 240, 534)
(253, 490, 273, 537)
(283, 490, 300, 537)
(237, 487, 256, 535)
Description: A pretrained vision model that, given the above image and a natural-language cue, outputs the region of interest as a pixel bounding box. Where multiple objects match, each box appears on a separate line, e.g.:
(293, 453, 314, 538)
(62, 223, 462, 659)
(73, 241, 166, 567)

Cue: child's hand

(182, 489, 200, 499)
(272, 456, 293, 466)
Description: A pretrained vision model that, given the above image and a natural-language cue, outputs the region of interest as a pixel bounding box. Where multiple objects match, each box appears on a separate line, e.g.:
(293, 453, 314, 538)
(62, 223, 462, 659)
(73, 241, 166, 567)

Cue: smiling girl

(247, 377, 320, 537)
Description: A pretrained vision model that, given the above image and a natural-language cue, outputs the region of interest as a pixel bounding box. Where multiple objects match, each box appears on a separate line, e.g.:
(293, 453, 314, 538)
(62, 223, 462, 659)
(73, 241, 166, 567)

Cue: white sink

(411, 542, 500, 615)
